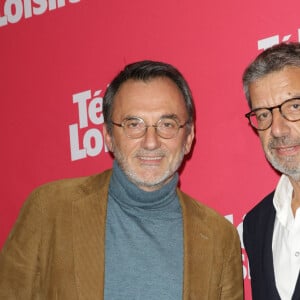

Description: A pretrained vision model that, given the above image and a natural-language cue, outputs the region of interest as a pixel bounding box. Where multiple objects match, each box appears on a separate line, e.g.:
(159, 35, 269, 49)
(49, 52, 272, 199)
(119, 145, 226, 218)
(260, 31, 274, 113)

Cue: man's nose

(141, 126, 161, 149)
(270, 109, 290, 137)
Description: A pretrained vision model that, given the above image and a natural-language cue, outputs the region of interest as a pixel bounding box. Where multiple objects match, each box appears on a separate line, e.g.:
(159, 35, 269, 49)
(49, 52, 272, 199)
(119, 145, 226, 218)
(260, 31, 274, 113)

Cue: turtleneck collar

(108, 161, 179, 211)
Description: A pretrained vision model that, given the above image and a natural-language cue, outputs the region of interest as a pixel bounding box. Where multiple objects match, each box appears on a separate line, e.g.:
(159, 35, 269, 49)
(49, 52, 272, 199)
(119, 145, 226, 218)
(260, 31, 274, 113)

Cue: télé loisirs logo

(0, 0, 80, 27)
(69, 89, 109, 161)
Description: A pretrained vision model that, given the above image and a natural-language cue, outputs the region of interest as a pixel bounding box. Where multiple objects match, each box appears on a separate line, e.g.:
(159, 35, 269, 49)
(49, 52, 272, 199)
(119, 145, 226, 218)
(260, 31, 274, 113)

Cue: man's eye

(162, 122, 175, 128)
(127, 122, 139, 128)
(160, 119, 177, 129)
(291, 104, 300, 110)
(125, 119, 143, 129)
(283, 99, 300, 113)
(256, 111, 270, 121)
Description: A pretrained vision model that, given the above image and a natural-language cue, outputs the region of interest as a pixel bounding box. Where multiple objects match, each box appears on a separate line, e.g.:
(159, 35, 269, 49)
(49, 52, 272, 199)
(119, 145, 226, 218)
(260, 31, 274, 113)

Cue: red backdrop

(1, 0, 300, 298)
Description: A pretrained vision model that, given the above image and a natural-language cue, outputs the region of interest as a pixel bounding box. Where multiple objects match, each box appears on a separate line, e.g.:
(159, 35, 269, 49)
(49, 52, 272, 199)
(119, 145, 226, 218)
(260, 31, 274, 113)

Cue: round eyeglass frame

(111, 116, 188, 139)
(245, 97, 300, 131)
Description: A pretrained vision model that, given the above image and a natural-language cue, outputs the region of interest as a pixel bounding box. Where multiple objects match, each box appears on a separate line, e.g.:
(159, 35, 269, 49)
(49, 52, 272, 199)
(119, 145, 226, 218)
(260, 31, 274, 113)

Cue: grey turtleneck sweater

(104, 162, 183, 300)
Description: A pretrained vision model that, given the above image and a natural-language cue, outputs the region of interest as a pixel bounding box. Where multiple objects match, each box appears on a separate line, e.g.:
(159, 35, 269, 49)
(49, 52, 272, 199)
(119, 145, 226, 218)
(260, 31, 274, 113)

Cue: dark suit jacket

(0, 169, 243, 299)
(243, 191, 300, 300)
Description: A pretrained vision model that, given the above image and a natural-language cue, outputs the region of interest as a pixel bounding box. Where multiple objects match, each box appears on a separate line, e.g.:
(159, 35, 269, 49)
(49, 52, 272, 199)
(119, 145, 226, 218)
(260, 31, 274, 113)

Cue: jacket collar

(72, 170, 110, 299)
(71, 170, 216, 299)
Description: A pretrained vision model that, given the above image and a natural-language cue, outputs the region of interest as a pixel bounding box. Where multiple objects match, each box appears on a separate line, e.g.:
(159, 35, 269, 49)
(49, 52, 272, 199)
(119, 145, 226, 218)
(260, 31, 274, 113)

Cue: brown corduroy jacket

(0, 169, 244, 299)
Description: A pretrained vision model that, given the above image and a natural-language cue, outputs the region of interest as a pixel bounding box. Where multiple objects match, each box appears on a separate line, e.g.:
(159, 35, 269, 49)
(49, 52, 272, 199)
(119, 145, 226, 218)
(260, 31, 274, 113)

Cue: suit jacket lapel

(178, 190, 213, 299)
(72, 171, 111, 300)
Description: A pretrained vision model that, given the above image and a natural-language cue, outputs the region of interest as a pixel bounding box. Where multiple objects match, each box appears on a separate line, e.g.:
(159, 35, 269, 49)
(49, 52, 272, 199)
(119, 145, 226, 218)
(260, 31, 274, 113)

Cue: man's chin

(269, 158, 300, 180)
(128, 173, 173, 191)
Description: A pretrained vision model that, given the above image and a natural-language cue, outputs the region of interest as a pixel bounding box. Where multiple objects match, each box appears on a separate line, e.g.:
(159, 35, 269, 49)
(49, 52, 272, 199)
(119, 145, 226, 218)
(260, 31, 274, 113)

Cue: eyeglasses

(111, 116, 188, 139)
(245, 97, 300, 131)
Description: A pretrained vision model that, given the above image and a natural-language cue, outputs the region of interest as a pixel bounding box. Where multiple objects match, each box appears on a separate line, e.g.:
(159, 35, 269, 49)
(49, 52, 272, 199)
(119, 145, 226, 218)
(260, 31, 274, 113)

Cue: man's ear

(103, 124, 114, 152)
(184, 124, 195, 155)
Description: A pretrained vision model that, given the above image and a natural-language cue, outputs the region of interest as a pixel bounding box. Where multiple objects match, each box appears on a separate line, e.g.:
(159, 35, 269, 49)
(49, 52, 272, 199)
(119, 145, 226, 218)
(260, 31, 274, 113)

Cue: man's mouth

(137, 155, 164, 165)
(140, 156, 162, 160)
(273, 145, 300, 156)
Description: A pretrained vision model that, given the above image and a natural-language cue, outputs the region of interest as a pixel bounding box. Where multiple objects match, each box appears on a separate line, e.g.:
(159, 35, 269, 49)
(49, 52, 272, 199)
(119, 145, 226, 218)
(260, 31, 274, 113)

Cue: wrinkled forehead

(249, 66, 300, 108)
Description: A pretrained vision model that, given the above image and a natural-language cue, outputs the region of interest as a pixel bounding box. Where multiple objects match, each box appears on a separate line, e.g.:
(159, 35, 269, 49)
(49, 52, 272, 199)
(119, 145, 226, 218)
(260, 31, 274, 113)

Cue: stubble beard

(265, 137, 300, 181)
(111, 142, 186, 191)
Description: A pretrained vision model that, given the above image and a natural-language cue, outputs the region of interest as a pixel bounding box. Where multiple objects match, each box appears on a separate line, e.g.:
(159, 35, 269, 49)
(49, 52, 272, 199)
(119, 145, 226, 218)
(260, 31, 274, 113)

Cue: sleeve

(0, 194, 43, 299)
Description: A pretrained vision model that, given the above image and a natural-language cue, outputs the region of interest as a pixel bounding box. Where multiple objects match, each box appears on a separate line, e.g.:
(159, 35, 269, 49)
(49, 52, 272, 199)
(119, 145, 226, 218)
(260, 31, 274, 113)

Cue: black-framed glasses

(111, 116, 188, 139)
(245, 97, 300, 131)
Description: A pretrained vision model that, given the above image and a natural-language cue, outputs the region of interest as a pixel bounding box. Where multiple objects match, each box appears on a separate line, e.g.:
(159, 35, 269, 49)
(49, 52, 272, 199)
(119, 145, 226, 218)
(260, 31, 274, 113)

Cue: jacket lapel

(178, 190, 213, 299)
(71, 172, 239, 299)
(72, 171, 111, 300)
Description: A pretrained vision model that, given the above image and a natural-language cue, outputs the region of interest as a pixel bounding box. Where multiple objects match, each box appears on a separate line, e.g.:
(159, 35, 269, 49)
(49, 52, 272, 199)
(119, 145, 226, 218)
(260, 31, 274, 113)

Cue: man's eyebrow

(123, 115, 141, 120)
(160, 114, 179, 120)
(121, 114, 181, 123)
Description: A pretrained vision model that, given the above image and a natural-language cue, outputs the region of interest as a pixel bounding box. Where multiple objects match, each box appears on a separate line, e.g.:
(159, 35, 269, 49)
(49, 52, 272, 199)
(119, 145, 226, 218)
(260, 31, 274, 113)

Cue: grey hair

(242, 42, 300, 108)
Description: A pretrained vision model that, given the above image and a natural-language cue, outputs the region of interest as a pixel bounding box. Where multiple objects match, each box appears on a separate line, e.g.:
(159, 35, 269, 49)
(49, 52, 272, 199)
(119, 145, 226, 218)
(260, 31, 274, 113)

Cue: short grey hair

(242, 42, 300, 108)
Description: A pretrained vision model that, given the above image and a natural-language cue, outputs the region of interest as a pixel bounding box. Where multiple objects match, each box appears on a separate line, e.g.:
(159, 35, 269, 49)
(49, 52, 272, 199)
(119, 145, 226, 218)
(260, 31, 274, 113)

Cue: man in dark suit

(243, 42, 300, 300)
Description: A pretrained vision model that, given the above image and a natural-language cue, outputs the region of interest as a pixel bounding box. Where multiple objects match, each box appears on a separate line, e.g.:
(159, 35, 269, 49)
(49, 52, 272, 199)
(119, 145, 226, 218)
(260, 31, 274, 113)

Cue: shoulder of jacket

(24, 169, 112, 212)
